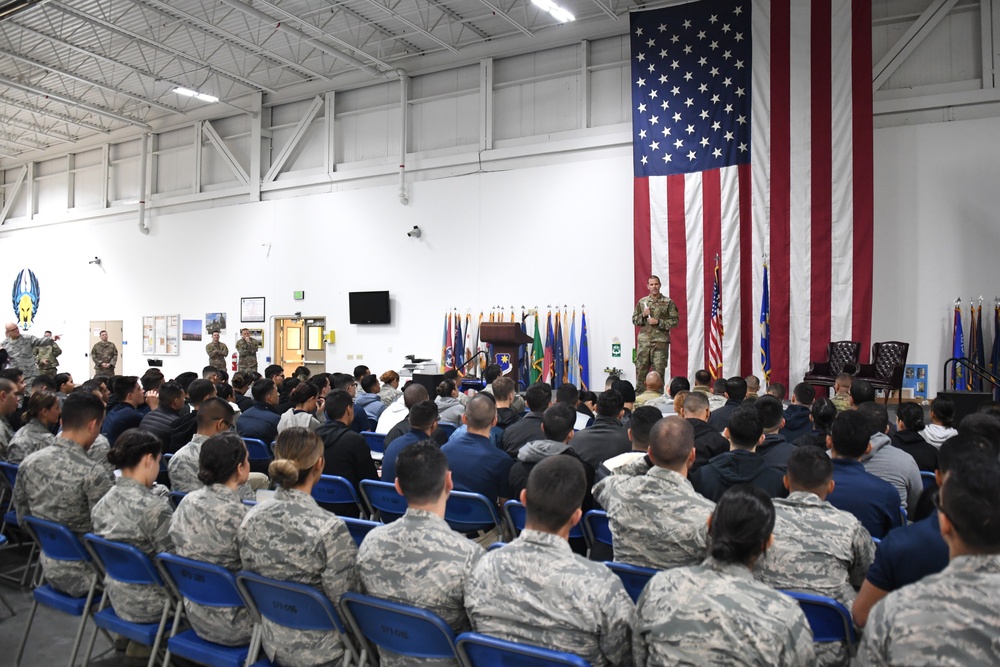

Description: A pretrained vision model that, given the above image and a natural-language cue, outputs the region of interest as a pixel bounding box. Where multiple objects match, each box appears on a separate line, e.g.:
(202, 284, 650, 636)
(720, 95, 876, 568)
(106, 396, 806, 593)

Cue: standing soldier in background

(632, 275, 679, 392)
(3, 322, 60, 383)
(91, 329, 118, 376)
(236, 328, 259, 375)
(205, 331, 229, 372)
(35, 330, 62, 378)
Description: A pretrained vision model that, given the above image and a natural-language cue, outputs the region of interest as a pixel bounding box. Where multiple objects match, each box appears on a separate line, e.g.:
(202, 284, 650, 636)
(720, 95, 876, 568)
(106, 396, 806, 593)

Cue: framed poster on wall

(165, 315, 180, 355)
(142, 316, 155, 354)
(241, 297, 265, 323)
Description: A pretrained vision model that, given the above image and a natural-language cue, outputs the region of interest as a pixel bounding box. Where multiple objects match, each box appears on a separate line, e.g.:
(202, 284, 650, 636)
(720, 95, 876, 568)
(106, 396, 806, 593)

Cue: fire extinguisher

(232, 352, 238, 372)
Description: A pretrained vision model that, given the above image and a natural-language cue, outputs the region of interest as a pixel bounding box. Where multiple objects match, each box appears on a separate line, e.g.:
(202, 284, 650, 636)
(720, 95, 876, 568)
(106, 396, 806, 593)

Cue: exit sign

(293, 291, 305, 300)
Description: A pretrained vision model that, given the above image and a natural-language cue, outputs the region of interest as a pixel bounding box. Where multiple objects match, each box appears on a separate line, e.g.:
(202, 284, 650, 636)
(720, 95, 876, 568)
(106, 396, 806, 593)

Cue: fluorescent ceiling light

(531, 0, 574, 22)
(173, 87, 219, 103)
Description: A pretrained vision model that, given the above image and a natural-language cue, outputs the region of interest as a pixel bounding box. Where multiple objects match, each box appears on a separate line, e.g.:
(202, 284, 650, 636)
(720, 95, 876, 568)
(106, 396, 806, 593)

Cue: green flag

(530, 315, 543, 384)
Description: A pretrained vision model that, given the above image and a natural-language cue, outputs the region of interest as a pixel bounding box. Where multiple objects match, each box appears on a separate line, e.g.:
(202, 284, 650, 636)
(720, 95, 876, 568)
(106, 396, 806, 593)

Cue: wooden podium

(479, 322, 533, 386)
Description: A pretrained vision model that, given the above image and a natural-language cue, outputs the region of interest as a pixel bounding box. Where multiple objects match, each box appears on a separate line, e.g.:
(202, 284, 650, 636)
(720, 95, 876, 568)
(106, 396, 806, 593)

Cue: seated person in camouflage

(14, 391, 112, 596)
(633, 485, 814, 666)
(465, 456, 634, 667)
(756, 448, 875, 667)
(239, 427, 360, 667)
(7, 391, 59, 463)
(357, 441, 484, 666)
(0, 378, 24, 459)
(857, 451, 1000, 666)
(168, 432, 253, 646)
(168, 398, 258, 501)
(92, 428, 174, 623)
(593, 415, 715, 570)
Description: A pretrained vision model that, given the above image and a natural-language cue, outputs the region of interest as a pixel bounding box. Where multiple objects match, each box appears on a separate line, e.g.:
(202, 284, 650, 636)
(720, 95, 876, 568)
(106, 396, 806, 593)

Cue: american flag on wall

(708, 258, 723, 379)
(631, 0, 873, 386)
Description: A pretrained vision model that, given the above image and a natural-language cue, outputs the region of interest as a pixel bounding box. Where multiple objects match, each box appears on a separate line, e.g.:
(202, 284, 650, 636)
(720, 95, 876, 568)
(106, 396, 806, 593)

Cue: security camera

(407, 226, 422, 239)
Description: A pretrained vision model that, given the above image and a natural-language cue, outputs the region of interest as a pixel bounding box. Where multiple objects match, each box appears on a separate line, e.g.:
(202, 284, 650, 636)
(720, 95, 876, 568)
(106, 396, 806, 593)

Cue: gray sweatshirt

(861, 432, 923, 517)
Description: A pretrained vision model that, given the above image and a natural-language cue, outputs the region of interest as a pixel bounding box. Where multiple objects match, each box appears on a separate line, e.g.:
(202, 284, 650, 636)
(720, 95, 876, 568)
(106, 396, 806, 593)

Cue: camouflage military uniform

(6, 418, 56, 464)
(34, 340, 61, 377)
(239, 487, 360, 667)
(633, 556, 815, 666)
(0, 417, 15, 460)
(87, 434, 114, 478)
(91, 340, 118, 375)
(13, 436, 113, 596)
(592, 456, 714, 569)
(857, 554, 1000, 666)
(357, 507, 484, 667)
(3, 332, 52, 381)
(167, 434, 255, 501)
(830, 392, 852, 412)
(235, 337, 260, 375)
(168, 484, 252, 646)
(756, 491, 876, 667)
(206, 341, 230, 372)
(464, 529, 634, 667)
(632, 294, 679, 391)
(91, 476, 175, 623)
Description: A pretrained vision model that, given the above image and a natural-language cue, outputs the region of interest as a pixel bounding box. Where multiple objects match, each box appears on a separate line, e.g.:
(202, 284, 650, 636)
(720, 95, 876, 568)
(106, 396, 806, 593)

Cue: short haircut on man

(483, 364, 503, 384)
(112, 376, 139, 401)
(524, 456, 587, 532)
(197, 397, 235, 429)
(835, 372, 853, 388)
(857, 402, 889, 435)
(754, 395, 784, 430)
(745, 375, 761, 391)
(353, 365, 370, 381)
(184, 379, 215, 405)
(766, 382, 786, 399)
(939, 452, 1000, 551)
(596, 388, 624, 418)
(629, 406, 663, 448)
(402, 383, 430, 407)
(683, 390, 710, 414)
(31, 375, 56, 392)
(484, 378, 510, 402)
(202, 366, 220, 380)
(524, 382, 553, 412)
(668, 376, 691, 397)
(725, 376, 748, 401)
(648, 416, 695, 467)
(850, 379, 876, 405)
(958, 414, 1000, 452)
(250, 379, 275, 403)
(408, 400, 439, 431)
(264, 364, 284, 380)
(694, 369, 712, 386)
(62, 391, 106, 430)
(141, 370, 165, 392)
(939, 434, 1000, 474)
(0, 368, 22, 383)
(786, 447, 834, 489)
(464, 393, 497, 430)
(360, 374, 379, 393)
(713, 378, 727, 394)
(174, 371, 198, 392)
(541, 403, 576, 442)
(792, 383, 815, 406)
(324, 389, 354, 421)
(331, 373, 356, 391)
(395, 440, 449, 505)
(158, 381, 184, 408)
(555, 383, 579, 405)
(727, 408, 763, 449)
(830, 410, 872, 458)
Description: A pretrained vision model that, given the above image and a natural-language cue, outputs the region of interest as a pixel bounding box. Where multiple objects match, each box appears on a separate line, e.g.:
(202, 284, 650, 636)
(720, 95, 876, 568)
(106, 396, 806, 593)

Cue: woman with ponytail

(6, 390, 60, 463)
(633, 485, 814, 666)
(890, 402, 939, 472)
(239, 427, 359, 667)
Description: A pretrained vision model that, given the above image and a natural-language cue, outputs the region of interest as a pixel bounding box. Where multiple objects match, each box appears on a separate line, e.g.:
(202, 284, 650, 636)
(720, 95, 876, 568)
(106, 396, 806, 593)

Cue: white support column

(251, 92, 264, 202)
(150, 134, 160, 199)
(194, 121, 203, 195)
(325, 91, 336, 177)
(67, 153, 75, 211)
(580, 40, 591, 130)
(982, 0, 995, 89)
(263, 96, 324, 184)
(480, 58, 494, 152)
(873, 0, 961, 92)
(203, 120, 249, 185)
(25, 161, 34, 221)
(101, 144, 110, 209)
(0, 165, 26, 225)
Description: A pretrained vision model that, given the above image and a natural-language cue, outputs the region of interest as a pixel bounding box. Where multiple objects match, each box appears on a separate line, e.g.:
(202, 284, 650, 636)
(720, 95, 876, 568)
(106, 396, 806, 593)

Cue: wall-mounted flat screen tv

(349, 291, 391, 324)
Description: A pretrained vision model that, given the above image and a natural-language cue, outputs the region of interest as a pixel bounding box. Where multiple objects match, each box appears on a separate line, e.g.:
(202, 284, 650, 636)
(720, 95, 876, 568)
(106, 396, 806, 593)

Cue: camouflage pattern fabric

(239, 487, 360, 667)
(14, 436, 113, 596)
(235, 338, 259, 374)
(6, 418, 56, 464)
(831, 393, 852, 412)
(91, 476, 175, 623)
(632, 294, 679, 389)
(168, 434, 255, 501)
(34, 340, 61, 377)
(169, 483, 253, 646)
(206, 341, 230, 371)
(633, 556, 815, 666)
(592, 456, 714, 570)
(464, 529, 634, 667)
(856, 554, 1000, 667)
(91, 340, 118, 374)
(87, 435, 114, 478)
(0, 418, 12, 460)
(357, 507, 484, 667)
(4, 332, 49, 381)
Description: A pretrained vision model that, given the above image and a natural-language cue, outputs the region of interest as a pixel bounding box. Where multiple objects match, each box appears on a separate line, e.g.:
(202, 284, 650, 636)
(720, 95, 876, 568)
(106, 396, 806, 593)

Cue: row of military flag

(951, 298, 1000, 397)
(440, 308, 591, 390)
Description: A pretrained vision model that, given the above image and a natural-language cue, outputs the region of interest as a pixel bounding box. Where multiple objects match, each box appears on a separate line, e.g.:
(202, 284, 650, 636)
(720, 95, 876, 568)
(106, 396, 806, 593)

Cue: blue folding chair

(437, 423, 457, 440)
(312, 475, 367, 517)
(920, 470, 937, 491)
(359, 479, 408, 523)
(236, 570, 363, 667)
(604, 561, 658, 604)
(781, 590, 858, 654)
(82, 534, 174, 667)
(169, 491, 188, 509)
(361, 431, 386, 454)
(341, 517, 381, 547)
(900, 506, 908, 526)
(0, 461, 39, 587)
(242, 438, 272, 463)
(503, 500, 584, 540)
(16, 517, 101, 667)
(456, 631, 592, 667)
(583, 510, 613, 560)
(339, 592, 458, 663)
(445, 491, 501, 535)
(487, 542, 506, 551)
(0, 534, 12, 617)
(156, 553, 257, 667)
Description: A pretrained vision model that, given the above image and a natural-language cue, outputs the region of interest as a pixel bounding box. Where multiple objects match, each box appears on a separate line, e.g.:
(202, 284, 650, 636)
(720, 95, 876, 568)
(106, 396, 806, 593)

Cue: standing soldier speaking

(3, 323, 59, 383)
(632, 275, 679, 392)
(35, 330, 62, 378)
(205, 331, 229, 372)
(91, 329, 118, 376)
(236, 328, 259, 375)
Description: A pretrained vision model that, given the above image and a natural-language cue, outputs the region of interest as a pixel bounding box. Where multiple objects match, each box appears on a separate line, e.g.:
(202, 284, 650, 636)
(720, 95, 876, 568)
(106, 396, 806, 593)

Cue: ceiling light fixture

(173, 87, 219, 103)
(531, 0, 575, 23)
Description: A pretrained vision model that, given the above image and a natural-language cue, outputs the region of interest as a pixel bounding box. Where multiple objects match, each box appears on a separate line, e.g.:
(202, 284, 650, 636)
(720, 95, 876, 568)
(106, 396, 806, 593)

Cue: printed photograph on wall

(182, 320, 203, 341)
(206, 312, 227, 334)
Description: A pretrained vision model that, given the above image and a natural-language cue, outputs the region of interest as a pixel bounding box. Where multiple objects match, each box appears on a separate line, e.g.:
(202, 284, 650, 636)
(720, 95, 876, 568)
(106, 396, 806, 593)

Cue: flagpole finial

(956, 297, 962, 306)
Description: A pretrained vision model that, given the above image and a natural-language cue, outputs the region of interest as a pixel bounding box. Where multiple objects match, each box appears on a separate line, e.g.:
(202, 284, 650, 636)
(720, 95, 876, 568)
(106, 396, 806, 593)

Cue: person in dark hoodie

(691, 407, 786, 501)
(493, 377, 523, 431)
(753, 395, 798, 472)
(707, 376, 747, 432)
(780, 383, 815, 442)
(793, 398, 837, 449)
(890, 402, 938, 472)
(683, 391, 729, 473)
(501, 382, 551, 456)
(568, 388, 631, 471)
(508, 403, 595, 511)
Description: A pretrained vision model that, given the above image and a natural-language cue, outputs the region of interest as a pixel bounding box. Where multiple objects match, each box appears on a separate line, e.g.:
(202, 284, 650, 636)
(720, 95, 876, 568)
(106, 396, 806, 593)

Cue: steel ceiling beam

(0, 94, 110, 132)
(321, 1, 421, 55)
(350, 0, 460, 54)
(49, 2, 277, 94)
(475, 0, 533, 37)
(0, 133, 46, 150)
(420, 0, 491, 40)
(0, 114, 75, 142)
(0, 75, 151, 127)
